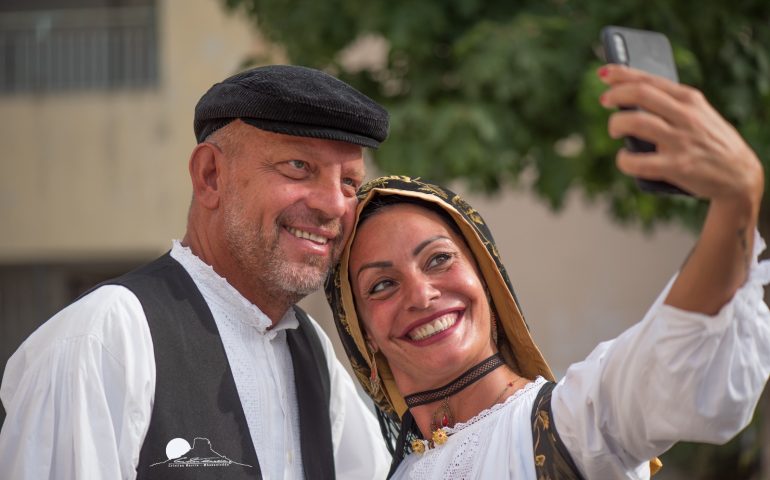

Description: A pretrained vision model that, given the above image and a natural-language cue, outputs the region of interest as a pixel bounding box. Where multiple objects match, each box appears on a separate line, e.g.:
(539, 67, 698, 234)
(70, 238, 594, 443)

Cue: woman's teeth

(287, 227, 328, 245)
(408, 313, 458, 341)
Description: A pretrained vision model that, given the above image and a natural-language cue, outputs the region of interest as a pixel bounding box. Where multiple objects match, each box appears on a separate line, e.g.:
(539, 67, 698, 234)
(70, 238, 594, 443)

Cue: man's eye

(289, 160, 308, 170)
(341, 177, 359, 196)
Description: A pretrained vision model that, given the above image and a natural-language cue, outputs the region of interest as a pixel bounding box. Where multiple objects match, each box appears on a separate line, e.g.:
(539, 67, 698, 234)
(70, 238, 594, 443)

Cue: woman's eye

(427, 252, 453, 269)
(369, 279, 395, 295)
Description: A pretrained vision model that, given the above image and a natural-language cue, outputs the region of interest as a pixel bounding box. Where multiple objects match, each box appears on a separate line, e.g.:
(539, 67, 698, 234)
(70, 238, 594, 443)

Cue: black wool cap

(194, 65, 389, 148)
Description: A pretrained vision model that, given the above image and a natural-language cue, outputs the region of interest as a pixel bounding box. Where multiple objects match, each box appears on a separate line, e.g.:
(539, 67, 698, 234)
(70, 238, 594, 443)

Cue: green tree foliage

(223, 0, 770, 476)
(224, 0, 769, 233)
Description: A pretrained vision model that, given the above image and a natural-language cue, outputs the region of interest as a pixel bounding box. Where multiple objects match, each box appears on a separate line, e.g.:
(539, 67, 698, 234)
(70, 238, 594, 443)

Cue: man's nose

(306, 178, 348, 220)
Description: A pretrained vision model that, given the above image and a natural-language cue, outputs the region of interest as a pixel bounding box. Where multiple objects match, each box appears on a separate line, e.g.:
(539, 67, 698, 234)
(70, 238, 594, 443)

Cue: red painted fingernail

(598, 66, 609, 78)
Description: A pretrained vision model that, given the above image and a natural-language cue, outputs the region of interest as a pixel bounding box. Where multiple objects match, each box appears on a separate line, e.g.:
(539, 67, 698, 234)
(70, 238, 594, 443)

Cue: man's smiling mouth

(408, 312, 459, 341)
(286, 227, 329, 245)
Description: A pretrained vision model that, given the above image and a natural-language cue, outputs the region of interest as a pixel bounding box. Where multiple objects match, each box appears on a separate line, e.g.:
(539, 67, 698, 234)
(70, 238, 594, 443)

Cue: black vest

(530, 381, 585, 480)
(102, 253, 335, 479)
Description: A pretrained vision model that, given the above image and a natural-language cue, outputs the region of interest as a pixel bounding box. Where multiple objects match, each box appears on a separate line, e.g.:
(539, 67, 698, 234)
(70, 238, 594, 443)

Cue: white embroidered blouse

(392, 234, 770, 480)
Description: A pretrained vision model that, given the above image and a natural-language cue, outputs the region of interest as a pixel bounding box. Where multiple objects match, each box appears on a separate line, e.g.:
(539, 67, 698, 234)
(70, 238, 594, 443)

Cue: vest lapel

(112, 254, 262, 479)
(287, 307, 335, 480)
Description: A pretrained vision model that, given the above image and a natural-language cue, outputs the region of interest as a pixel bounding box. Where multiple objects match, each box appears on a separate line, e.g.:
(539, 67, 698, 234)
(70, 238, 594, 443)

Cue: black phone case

(601, 26, 691, 196)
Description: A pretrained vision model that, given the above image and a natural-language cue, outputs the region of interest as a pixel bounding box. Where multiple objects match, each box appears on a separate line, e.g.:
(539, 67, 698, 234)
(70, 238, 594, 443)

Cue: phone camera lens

(612, 33, 629, 64)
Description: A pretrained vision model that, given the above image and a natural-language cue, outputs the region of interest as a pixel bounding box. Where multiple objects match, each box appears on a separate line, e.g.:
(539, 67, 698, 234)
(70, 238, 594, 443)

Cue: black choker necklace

(404, 353, 504, 408)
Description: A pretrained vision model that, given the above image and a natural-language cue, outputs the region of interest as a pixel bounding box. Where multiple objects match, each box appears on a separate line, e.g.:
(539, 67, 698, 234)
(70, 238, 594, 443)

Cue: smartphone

(601, 26, 690, 196)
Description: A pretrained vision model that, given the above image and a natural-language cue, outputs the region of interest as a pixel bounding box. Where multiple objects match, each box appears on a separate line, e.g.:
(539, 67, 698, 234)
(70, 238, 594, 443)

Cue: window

(0, 0, 158, 93)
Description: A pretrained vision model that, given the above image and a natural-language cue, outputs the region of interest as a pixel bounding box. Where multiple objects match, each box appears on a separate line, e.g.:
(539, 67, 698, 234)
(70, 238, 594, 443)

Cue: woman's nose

(405, 275, 441, 311)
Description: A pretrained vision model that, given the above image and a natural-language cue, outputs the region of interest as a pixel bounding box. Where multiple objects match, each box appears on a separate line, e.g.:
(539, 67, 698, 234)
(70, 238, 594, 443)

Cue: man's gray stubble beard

(223, 204, 340, 299)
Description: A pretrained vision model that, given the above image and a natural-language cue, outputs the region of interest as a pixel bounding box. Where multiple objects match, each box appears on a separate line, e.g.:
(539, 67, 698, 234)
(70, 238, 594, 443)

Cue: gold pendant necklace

(414, 378, 519, 453)
(428, 397, 454, 446)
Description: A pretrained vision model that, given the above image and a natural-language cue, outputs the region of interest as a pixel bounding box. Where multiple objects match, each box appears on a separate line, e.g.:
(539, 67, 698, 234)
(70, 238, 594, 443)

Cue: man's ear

(189, 142, 224, 210)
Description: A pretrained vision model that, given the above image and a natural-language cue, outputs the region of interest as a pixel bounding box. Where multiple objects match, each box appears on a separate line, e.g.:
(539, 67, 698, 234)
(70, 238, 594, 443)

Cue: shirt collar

(169, 240, 300, 335)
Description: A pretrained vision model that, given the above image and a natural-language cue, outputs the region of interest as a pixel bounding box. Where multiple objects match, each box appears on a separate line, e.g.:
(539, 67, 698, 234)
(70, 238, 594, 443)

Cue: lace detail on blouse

(445, 376, 547, 435)
(411, 430, 481, 480)
(400, 376, 548, 480)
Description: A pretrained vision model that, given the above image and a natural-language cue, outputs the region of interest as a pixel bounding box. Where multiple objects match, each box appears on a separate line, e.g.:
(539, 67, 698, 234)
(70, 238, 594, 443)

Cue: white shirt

(392, 377, 550, 479)
(392, 234, 770, 479)
(0, 241, 391, 480)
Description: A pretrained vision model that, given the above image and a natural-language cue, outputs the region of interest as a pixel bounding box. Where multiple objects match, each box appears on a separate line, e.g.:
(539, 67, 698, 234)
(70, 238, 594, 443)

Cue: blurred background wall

(0, 0, 694, 430)
(0, 0, 264, 389)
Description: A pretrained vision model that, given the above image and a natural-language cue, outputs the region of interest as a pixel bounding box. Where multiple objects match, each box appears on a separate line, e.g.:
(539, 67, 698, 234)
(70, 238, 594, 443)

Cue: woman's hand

(598, 64, 765, 314)
(598, 64, 763, 206)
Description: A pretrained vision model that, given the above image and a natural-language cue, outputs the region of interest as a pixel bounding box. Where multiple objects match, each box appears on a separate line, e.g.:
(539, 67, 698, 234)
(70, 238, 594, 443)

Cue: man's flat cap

(194, 65, 389, 148)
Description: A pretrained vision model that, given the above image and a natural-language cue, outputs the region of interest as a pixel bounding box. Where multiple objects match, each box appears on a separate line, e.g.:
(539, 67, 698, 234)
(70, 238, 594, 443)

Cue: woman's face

(349, 202, 496, 393)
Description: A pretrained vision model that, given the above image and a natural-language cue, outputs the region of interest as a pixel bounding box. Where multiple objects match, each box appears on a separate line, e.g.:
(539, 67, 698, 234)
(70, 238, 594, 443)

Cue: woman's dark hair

(358, 194, 465, 239)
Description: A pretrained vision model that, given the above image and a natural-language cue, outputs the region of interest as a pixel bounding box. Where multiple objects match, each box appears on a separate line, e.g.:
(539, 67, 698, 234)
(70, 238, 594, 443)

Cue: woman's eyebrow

(355, 235, 451, 279)
(413, 235, 450, 256)
(356, 261, 393, 279)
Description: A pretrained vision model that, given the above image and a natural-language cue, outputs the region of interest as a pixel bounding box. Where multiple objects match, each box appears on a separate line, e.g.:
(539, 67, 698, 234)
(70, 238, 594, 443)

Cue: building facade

(0, 0, 695, 425)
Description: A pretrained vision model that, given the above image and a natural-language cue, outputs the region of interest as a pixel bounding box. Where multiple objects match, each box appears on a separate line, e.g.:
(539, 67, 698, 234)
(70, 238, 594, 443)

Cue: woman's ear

(365, 332, 380, 353)
(366, 335, 381, 393)
(189, 142, 224, 210)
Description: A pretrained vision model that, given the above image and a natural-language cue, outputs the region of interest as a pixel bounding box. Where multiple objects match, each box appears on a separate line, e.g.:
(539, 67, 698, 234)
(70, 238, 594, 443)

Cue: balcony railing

(0, 6, 158, 93)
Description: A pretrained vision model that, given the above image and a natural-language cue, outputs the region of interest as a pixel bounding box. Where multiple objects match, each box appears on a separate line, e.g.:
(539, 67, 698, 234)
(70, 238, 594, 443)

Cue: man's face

(218, 125, 365, 300)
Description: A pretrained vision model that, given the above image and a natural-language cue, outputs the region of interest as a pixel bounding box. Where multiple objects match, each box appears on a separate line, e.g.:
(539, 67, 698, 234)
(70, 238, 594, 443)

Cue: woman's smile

(404, 310, 462, 342)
